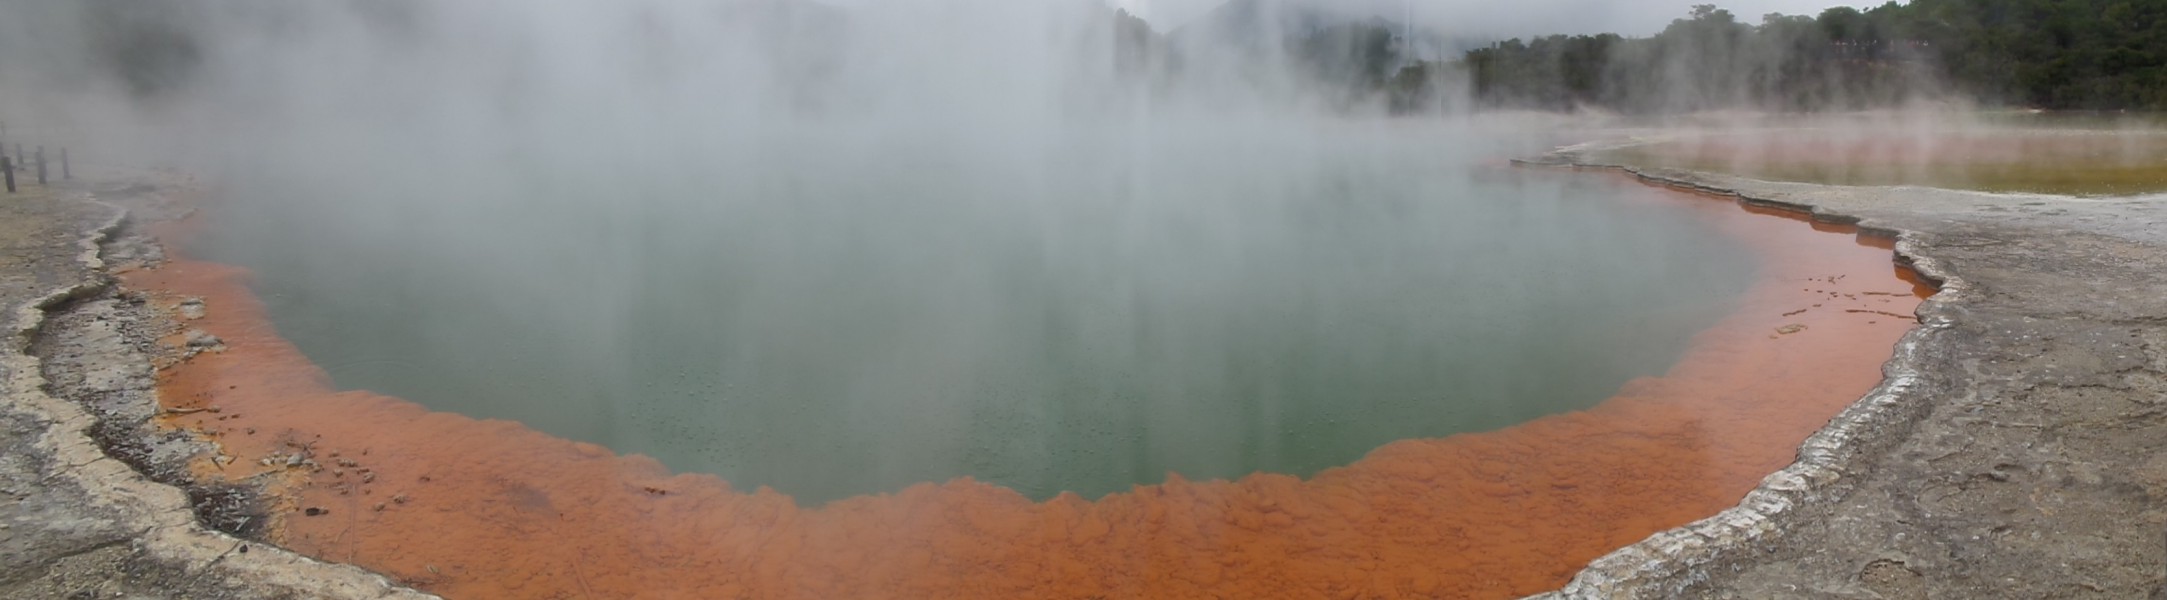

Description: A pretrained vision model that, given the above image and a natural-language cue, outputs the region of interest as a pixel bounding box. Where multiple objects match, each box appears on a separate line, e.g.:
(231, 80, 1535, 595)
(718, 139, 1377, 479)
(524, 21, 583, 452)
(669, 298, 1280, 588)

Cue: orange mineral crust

(131, 177, 1926, 599)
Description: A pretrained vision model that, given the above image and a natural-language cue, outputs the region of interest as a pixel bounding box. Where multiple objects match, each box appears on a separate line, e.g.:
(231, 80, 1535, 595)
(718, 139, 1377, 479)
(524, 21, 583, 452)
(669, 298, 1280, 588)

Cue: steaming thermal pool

(199, 129, 1755, 504)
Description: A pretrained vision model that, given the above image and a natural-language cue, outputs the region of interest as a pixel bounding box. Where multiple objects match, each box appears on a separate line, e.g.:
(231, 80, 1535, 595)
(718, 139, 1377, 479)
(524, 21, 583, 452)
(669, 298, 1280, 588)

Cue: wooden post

(34, 147, 45, 186)
(2, 157, 13, 193)
(60, 148, 69, 180)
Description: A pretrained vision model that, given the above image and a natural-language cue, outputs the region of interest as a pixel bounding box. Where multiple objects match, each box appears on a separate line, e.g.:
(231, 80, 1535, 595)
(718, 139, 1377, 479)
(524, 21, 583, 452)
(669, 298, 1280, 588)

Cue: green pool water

(200, 124, 1756, 504)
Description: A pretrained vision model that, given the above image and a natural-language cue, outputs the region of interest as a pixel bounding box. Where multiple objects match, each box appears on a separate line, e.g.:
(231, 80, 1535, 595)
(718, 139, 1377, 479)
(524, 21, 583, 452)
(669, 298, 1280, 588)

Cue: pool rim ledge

(1514, 140, 1966, 600)
(1, 181, 438, 600)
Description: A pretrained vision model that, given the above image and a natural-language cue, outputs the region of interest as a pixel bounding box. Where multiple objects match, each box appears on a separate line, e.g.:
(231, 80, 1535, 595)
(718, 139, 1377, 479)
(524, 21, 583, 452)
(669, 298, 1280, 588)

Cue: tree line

(58, 0, 2167, 114)
(1464, 0, 2167, 112)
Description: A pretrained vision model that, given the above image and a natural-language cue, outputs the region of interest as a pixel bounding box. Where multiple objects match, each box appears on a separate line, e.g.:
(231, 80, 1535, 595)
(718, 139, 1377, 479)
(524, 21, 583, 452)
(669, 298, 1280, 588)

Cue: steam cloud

(0, 0, 1772, 502)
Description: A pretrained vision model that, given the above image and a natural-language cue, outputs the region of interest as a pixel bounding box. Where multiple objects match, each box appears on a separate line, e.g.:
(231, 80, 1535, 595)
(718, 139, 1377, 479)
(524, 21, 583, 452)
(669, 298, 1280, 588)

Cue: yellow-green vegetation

(1597, 129, 2167, 197)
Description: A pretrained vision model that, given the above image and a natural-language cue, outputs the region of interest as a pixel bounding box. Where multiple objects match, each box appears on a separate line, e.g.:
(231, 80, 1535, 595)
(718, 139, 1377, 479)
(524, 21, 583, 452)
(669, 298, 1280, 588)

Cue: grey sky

(1111, 0, 1892, 36)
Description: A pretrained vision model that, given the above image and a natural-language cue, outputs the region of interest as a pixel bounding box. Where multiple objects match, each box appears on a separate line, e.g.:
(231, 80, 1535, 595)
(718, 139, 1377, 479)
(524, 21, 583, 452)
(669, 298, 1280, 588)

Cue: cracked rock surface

(0, 168, 430, 599)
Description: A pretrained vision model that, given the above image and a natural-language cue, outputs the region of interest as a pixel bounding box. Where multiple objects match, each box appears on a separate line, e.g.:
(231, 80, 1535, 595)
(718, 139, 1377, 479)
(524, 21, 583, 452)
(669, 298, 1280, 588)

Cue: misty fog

(0, 0, 1779, 502)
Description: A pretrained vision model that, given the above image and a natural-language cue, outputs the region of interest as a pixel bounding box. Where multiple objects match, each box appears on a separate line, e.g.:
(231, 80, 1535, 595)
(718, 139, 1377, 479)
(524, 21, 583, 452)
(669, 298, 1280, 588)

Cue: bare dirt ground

(1597, 129, 2167, 196)
(1530, 139, 2167, 599)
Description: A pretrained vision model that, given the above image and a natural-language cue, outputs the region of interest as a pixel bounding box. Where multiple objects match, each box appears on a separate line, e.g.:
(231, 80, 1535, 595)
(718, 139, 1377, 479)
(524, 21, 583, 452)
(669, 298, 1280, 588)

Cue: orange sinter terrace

(128, 172, 1928, 599)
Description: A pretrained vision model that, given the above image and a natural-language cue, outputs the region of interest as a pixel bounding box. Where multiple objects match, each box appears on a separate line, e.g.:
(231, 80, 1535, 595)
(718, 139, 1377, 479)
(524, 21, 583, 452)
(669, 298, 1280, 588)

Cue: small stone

(184, 329, 223, 348)
(393, 494, 410, 504)
(373, 503, 386, 512)
(1776, 324, 1808, 335)
(178, 297, 207, 320)
(303, 507, 329, 516)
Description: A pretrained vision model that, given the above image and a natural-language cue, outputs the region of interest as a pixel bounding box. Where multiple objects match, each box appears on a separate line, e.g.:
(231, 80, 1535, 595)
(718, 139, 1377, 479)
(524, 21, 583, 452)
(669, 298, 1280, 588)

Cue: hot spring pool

(200, 126, 1756, 504)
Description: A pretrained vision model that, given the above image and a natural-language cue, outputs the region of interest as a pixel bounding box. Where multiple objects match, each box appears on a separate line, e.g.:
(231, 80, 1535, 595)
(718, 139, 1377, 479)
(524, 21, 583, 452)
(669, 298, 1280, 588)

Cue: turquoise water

(201, 125, 1756, 504)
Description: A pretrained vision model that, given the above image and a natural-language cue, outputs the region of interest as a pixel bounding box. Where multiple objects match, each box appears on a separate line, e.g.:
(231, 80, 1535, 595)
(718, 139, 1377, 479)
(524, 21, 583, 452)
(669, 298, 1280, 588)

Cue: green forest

(1464, 0, 2167, 112)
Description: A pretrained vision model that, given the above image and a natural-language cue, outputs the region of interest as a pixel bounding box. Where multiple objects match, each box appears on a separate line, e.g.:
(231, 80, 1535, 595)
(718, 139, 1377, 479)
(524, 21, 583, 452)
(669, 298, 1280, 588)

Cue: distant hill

(1156, 0, 1461, 110)
(1167, 0, 1465, 61)
(1169, 0, 1355, 45)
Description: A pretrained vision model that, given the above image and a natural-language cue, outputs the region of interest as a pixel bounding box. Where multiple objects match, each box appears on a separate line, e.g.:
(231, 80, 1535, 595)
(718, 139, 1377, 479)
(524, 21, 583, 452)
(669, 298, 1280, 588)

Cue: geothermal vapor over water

(0, 0, 1772, 503)
(0, 1, 1945, 598)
